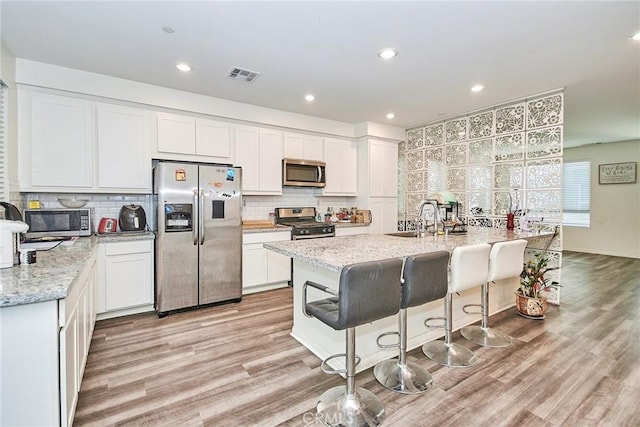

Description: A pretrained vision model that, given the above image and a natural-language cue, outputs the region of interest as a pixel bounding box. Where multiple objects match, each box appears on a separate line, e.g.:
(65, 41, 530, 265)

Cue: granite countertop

(264, 227, 555, 272)
(96, 231, 156, 242)
(0, 237, 99, 308)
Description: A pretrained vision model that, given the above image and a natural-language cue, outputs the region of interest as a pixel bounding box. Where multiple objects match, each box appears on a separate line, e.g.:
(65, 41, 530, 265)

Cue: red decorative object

(506, 213, 515, 230)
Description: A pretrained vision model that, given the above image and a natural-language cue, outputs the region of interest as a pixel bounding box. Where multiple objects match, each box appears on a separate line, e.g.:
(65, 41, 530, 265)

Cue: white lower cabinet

(96, 239, 154, 319)
(242, 231, 291, 294)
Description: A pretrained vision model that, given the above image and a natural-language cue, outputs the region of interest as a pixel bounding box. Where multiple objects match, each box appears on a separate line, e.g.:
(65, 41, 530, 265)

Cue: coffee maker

(0, 202, 29, 268)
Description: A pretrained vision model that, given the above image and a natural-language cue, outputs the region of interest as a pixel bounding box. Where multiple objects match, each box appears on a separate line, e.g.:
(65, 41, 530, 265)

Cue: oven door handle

(293, 233, 335, 240)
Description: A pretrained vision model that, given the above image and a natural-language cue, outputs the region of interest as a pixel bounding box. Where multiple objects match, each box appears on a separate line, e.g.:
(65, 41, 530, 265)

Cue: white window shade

(0, 82, 7, 201)
(563, 161, 590, 227)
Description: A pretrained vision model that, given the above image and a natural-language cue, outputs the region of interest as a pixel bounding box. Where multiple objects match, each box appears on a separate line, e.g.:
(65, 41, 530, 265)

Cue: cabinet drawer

(243, 231, 291, 244)
(104, 240, 152, 256)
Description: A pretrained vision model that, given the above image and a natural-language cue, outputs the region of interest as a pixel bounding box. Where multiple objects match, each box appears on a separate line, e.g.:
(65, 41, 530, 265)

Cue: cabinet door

(370, 197, 398, 234)
(283, 132, 304, 159)
(29, 93, 93, 188)
(59, 306, 78, 427)
(369, 140, 398, 197)
(267, 251, 291, 283)
(242, 243, 268, 287)
(258, 129, 283, 194)
(157, 112, 196, 155)
(323, 138, 357, 195)
(196, 119, 231, 160)
(105, 250, 153, 311)
(97, 104, 151, 190)
(304, 135, 324, 161)
(234, 126, 260, 191)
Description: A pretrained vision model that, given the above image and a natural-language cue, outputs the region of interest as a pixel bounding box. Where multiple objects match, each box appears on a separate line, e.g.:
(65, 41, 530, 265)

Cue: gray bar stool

(461, 239, 528, 347)
(303, 258, 403, 427)
(373, 251, 449, 394)
(422, 243, 491, 367)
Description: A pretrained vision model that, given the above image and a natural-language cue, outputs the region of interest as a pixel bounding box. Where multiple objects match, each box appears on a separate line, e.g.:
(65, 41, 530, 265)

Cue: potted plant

(516, 252, 560, 319)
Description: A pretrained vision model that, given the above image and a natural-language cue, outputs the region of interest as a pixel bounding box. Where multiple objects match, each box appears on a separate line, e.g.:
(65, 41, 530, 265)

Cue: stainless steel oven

(275, 207, 335, 239)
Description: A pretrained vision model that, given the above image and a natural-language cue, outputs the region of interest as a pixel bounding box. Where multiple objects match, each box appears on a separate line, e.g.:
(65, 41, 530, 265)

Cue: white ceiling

(1, 1, 639, 147)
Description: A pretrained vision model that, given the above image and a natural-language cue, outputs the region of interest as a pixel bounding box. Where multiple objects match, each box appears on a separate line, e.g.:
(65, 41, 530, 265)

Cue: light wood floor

(75, 251, 640, 426)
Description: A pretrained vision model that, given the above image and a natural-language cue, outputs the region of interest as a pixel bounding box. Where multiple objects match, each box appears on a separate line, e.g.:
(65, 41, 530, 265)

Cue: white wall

(563, 139, 640, 258)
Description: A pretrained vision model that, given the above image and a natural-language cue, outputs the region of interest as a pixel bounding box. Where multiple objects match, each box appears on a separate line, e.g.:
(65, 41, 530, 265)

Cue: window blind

(563, 160, 590, 226)
(0, 81, 7, 201)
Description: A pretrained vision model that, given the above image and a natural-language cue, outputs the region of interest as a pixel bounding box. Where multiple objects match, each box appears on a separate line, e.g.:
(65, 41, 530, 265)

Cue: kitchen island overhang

(265, 228, 557, 373)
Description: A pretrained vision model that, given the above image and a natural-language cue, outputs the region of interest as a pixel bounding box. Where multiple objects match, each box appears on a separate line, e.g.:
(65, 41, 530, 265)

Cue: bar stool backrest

(402, 251, 450, 309)
(488, 239, 528, 282)
(449, 243, 491, 293)
(336, 258, 404, 330)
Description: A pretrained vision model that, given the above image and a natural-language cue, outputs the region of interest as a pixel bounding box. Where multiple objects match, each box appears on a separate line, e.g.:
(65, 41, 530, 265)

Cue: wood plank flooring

(75, 251, 640, 426)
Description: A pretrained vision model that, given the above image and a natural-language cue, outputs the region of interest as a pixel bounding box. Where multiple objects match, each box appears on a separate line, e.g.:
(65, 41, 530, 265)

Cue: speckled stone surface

(96, 231, 156, 242)
(265, 228, 554, 272)
(0, 237, 99, 308)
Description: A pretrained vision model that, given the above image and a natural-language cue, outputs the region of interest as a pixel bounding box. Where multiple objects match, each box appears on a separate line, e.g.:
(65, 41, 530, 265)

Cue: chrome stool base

(460, 325, 512, 347)
(373, 359, 433, 394)
(317, 385, 385, 427)
(422, 341, 478, 368)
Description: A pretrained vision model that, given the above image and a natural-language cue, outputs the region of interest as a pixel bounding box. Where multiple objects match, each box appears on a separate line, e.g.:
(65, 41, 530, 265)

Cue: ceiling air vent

(227, 67, 261, 83)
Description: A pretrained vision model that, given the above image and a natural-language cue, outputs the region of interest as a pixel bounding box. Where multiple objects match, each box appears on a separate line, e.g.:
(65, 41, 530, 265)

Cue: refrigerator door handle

(200, 189, 205, 245)
(192, 189, 198, 245)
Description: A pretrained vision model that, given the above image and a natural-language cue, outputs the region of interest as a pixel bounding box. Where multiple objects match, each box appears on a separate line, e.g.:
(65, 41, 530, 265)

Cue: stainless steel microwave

(282, 158, 326, 187)
(24, 208, 92, 238)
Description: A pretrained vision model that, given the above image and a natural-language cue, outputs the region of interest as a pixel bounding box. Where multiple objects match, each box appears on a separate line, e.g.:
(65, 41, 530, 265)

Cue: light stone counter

(0, 237, 99, 307)
(265, 227, 555, 374)
(0, 232, 156, 308)
(265, 227, 551, 272)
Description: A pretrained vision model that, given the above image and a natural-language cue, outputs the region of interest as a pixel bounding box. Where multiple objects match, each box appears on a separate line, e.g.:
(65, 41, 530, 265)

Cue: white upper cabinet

(156, 112, 196, 154)
(369, 140, 398, 197)
(284, 132, 324, 161)
(97, 104, 151, 190)
(234, 126, 283, 195)
(156, 112, 232, 164)
(323, 137, 357, 196)
(20, 92, 94, 189)
(19, 91, 154, 193)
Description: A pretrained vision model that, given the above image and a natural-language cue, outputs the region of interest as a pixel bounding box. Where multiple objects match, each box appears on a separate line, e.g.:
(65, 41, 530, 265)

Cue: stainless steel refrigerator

(154, 161, 242, 315)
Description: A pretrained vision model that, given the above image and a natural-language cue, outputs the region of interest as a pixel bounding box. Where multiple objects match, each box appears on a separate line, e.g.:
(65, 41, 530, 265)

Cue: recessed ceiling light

(378, 48, 398, 60)
(386, 113, 395, 119)
(162, 26, 175, 34)
(305, 94, 316, 102)
(176, 63, 192, 72)
(632, 31, 640, 41)
(471, 84, 484, 92)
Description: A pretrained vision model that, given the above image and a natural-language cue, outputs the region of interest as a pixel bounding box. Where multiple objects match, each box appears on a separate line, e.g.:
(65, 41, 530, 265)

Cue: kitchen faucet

(417, 199, 441, 236)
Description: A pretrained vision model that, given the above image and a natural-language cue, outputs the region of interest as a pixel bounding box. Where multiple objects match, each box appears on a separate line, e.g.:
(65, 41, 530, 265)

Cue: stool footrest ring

(376, 331, 400, 349)
(320, 353, 362, 375)
(462, 303, 482, 315)
(425, 316, 445, 329)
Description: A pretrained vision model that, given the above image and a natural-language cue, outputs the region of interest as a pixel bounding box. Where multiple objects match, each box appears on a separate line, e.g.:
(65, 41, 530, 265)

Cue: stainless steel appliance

(154, 161, 242, 315)
(282, 158, 326, 188)
(119, 204, 147, 231)
(275, 207, 335, 239)
(23, 208, 91, 239)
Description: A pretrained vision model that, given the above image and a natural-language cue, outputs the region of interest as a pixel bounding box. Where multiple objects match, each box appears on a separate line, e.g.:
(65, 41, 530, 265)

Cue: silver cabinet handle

(200, 190, 205, 245)
(192, 189, 198, 245)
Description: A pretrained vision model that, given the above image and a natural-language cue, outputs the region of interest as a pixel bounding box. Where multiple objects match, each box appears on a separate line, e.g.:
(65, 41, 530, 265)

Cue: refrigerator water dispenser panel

(165, 203, 193, 232)
(212, 200, 225, 219)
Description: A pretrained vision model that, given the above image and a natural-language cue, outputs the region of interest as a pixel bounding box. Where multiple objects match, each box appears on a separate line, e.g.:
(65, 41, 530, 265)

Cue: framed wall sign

(598, 162, 637, 184)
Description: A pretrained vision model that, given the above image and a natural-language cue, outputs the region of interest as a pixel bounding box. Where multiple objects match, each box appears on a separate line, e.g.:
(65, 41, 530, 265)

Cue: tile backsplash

(20, 187, 356, 231)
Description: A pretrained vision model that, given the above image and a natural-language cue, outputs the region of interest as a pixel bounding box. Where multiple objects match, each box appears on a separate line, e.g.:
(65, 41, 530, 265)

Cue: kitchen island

(265, 227, 556, 373)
